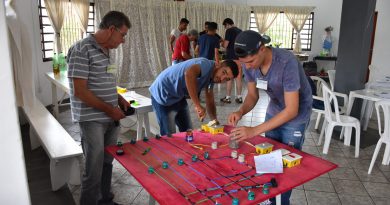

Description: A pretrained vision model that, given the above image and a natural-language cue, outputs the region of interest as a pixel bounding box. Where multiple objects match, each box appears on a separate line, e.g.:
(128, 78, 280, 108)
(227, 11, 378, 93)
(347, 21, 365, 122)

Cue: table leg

(276, 194, 281, 205)
(363, 101, 374, 131)
(143, 113, 151, 138)
(51, 82, 59, 118)
(137, 114, 144, 141)
(346, 93, 355, 116)
(360, 99, 368, 122)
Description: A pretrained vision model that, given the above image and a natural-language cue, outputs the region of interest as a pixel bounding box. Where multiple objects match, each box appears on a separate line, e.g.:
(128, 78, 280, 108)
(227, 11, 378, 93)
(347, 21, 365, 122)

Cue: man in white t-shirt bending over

(170, 18, 189, 53)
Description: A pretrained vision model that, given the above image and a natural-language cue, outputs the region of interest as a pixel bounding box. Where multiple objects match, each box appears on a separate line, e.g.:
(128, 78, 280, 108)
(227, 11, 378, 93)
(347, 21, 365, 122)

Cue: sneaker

(235, 97, 243, 103)
(220, 97, 231, 103)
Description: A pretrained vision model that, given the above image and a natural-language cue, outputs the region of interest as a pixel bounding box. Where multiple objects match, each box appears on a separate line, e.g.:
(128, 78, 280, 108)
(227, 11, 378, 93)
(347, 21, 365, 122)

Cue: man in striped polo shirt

(67, 11, 131, 205)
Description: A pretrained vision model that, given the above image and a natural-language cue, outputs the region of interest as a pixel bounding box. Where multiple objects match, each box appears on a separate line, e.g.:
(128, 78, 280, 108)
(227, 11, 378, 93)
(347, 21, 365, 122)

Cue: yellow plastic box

(201, 124, 210, 132)
(116, 86, 127, 94)
(209, 125, 224, 134)
(255, 142, 274, 154)
(282, 153, 302, 168)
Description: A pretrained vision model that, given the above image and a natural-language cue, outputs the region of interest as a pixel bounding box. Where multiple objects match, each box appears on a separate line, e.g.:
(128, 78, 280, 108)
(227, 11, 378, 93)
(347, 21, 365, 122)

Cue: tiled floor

(53, 83, 390, 205)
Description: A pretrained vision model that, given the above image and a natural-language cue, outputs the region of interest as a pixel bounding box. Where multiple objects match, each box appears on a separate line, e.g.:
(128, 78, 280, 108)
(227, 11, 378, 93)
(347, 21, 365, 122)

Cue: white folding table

(45, 72, 152, 140)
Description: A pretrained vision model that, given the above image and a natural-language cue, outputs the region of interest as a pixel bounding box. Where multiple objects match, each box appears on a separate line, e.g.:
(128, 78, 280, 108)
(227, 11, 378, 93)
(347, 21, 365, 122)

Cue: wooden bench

(23, 98, 83, 191)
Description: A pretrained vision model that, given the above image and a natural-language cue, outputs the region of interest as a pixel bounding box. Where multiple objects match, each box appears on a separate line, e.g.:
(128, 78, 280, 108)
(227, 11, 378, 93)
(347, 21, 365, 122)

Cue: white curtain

(284, 6, 315, 53)
(44, 0, 67, 53)
(252, 6, 280, 34)
(107, 0, 185, 88)
(231, 5, 251, 31)
(95, 0, 110, 28)
(185, 2, 250, 38)
(71, 0, 89, 32)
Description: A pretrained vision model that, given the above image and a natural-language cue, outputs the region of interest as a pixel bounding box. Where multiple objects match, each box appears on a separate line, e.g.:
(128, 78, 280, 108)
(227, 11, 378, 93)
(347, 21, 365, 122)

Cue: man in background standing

(170, 18, 189, 53)
(67, 11, 131, 205)
(196, 22, 220, 63)
(220, 18, 243, 104)
(172, 29, 198, 65)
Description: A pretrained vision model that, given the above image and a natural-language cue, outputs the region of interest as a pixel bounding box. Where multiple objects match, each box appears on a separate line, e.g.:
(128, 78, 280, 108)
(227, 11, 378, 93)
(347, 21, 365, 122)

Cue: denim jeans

(172, 59, 183, 65)
(265, 113, 310, 205)
(151, 96, 192, 136)
(79, 121, 119, 205)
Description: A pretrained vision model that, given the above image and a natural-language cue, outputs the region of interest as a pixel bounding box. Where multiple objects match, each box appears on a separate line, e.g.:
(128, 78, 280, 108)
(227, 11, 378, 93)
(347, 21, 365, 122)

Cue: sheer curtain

(95, 0, 110, 28)
(44, 0, 66, 53)
(95, 0, 249, 88)
(231, 5, 251, 31)
(108, 0, 185, 87)
(71, 0, 89, 32)
(252, 6, 280, 34)
(284, 6, 315, 53)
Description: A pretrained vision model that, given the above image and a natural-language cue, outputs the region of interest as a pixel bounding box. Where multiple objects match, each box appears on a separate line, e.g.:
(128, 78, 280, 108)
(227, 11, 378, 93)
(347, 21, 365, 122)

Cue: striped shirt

(67, 35, 118, 122)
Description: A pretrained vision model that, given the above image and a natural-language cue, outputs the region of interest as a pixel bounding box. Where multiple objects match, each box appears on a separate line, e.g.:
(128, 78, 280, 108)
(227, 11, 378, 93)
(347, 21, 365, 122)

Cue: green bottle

(52, 53, 60, 78)
(58, 52, 67, 73)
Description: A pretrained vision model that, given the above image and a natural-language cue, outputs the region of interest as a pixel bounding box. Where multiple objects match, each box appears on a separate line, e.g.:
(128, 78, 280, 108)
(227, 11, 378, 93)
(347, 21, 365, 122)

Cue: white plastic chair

(312, 80, 349, 142)
(368, 100, 390, 174)
(310, 76, 327, 130)
(318, 84, 361, 157)
(327, 69, 336, 91)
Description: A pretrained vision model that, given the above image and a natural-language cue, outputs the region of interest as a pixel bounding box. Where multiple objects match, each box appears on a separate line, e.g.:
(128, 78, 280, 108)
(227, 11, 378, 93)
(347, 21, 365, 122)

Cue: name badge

(256, 78, 268, 90)
(107, 64, 117, 74)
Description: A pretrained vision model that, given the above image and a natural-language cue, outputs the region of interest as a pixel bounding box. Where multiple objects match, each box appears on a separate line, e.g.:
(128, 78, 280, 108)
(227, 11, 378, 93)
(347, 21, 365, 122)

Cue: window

(250, 11, 314, 51)
(38, 0, 95, 61)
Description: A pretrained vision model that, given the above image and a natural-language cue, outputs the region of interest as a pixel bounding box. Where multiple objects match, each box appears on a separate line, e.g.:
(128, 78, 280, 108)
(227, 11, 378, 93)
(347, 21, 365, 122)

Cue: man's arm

(222, 40, 229, 48)
(228, 82, 258, 125)
(238, 82, 259, 115)
(72, 78, 125, 120)
(214, 48, 219, 64)
(195, 45, 199, 57)
(232, 91, 299, 141)
(181, 51, 192, 60)
(184, 65, 202, 107)
(204, 87, 217, 120)
(169, 35, 175, 53)
(223, 29, 232, 49)
(184, 64, 206, 119)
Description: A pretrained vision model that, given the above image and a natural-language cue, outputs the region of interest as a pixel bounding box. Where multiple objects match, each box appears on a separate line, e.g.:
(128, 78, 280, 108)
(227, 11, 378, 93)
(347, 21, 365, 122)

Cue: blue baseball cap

(234, 30, 271, 57)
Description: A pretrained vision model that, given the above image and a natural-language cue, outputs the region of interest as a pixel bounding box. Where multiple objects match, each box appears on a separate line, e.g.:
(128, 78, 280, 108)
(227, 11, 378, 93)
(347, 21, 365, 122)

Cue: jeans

(151, 96, 192, 136)
(172, 59, 183, 65)
(79, 121, 119, 205)
(265, 114, 310, 205)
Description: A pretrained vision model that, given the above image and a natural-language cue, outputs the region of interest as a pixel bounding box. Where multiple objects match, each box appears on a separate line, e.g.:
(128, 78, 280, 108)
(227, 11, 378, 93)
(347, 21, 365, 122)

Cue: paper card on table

(254, 149, 283, 174)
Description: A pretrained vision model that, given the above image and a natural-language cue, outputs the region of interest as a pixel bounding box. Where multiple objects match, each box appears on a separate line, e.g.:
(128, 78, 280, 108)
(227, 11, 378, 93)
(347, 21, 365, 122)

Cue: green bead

(232, 198, 239, 205)
(204, 152, 209, 159)
(248, 190, 255, 200)
(148, 167, 154, 174)
(192, 155, 198, 162)
(263, 184, 269, 194)
(116, 141, 123, 147)
(162, 161, 169, 169)
(143, 137, 149, 142)
(178, 158, 184, 166)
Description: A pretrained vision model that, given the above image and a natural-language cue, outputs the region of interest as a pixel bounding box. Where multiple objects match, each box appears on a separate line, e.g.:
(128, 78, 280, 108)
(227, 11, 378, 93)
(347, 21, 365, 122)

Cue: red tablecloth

(106, 126, 337, 205)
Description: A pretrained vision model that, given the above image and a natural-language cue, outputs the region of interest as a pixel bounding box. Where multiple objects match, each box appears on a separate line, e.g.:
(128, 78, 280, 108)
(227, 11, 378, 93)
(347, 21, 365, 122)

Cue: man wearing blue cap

(228, 30, 312, 205)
